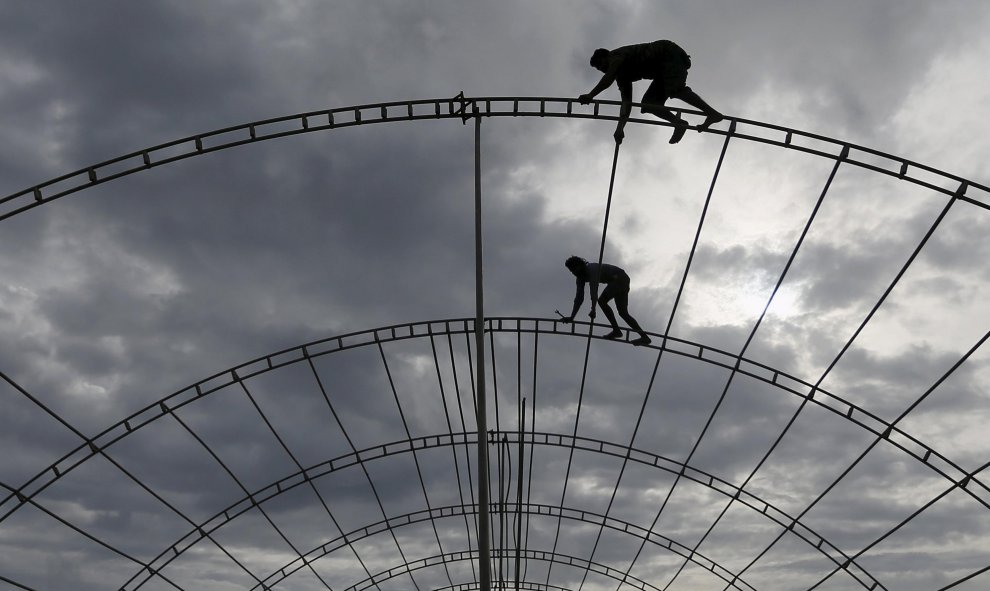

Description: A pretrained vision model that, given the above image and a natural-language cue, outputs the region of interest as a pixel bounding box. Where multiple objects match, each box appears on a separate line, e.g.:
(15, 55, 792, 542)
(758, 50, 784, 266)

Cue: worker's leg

(642, 79, 688, 144)
(613, 279, 651, 345)
(671, 86, 724, 131)
(597, 285, 623, 339)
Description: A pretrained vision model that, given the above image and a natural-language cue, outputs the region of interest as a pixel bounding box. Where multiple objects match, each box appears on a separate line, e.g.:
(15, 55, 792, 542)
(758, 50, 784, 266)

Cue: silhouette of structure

(2, 95, 990, 591)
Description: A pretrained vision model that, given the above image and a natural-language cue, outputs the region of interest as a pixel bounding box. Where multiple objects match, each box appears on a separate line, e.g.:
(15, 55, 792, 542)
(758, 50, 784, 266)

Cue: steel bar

(473, 109, 492, 591)
(3, 97, 987, 224)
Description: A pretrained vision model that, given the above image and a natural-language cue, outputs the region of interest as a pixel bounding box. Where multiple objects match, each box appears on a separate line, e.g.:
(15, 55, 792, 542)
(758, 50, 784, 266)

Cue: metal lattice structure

(2, 95, 990, 591)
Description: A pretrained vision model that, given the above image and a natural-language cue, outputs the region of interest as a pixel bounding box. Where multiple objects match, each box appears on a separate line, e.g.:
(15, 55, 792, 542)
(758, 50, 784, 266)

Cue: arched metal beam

(1, 95, 987, 222)
(241, 501, 759, 591)
(432, 582, 573, 591)
(119, 431, 870, 591)
(344, 548, 664, 591)
(4, 318, 985, 528)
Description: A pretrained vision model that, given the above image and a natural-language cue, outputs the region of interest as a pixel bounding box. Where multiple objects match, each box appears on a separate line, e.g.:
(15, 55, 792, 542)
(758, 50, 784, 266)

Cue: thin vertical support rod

(473, 110, 492, 591)
(547, 139, 622, 586)
(593, 142, 622, 284)
(514, 398, 526, 591)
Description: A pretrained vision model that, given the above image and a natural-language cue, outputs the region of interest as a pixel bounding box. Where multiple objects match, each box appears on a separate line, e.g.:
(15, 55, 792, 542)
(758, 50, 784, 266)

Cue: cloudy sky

(2, 2, 990, 590)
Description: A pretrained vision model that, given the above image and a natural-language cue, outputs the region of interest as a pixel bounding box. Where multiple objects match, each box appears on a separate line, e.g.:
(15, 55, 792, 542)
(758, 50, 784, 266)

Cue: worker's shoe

(697, 113, 724, 132)
(669, 119, 689, 144)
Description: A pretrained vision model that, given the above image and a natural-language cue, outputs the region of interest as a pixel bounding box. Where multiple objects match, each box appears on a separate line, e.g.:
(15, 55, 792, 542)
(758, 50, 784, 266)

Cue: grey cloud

(3, 2, 990, 590)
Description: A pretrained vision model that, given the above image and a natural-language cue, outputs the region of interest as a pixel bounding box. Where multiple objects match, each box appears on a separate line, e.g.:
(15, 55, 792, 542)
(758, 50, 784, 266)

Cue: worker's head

(590, 48, 610, 72)
(565, 256, 587, 275)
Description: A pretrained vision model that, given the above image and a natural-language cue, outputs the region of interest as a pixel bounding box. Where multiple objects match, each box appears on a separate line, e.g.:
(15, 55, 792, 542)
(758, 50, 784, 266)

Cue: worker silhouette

(578, 39, 723, 144)
(561, 256, 652, 346)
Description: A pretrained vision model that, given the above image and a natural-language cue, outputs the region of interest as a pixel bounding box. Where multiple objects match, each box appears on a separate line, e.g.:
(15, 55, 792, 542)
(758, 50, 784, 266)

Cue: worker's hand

(588, 309, 597, 320)
(613, 128, 624, 144)
(560, 316, 573, 324)
(578, 94, 593, 105)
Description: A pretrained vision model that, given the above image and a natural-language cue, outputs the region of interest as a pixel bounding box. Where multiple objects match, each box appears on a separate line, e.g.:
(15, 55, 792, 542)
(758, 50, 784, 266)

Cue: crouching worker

(561, 256, 652, 346)
(578, 39, 723, 144)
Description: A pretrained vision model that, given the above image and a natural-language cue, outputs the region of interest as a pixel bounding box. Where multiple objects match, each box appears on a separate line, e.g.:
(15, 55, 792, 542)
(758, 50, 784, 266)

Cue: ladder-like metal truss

(2, 95, 988, 221)
(2, 95, 989, 591)
(3, 318, 989, 591)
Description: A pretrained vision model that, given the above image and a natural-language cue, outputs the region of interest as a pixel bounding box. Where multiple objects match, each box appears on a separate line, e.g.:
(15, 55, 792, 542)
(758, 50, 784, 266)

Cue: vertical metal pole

(499, 436, 507, 587)
(514, 399, 525, 591)
(473, 109, 492, 591)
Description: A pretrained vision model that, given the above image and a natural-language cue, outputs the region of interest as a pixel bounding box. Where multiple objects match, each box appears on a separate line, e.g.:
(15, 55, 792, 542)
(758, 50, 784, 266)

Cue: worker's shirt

(575, 263, 625, 302)
(606, 40, 689, 100)
(606, 40, 685, 81)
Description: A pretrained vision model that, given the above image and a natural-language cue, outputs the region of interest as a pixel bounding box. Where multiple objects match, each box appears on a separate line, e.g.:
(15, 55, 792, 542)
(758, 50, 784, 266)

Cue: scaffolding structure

(2, 95, 990, 591)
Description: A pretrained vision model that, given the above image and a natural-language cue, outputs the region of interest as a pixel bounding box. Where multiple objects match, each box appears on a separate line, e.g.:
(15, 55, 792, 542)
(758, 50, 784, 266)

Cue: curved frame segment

(2, 96, 987, 591)
(432, 583, 574, 591)
(1, 95, 987, 222)
(346, 548, 662, 591)
(246, 501, 759, 591)
(121, 431, 870, 591)
(3, 318, 985, 530)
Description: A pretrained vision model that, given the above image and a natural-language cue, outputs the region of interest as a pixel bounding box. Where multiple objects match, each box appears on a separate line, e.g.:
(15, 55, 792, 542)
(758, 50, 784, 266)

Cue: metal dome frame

(4, 319, 988, 591)
(1, 95, 988, 222)
(2, 95, 989, 591)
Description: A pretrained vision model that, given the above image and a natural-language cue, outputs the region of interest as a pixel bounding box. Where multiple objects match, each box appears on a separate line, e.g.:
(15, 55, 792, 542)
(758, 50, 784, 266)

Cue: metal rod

(514, 399, 526, 591)
(473, 108, 492, 591)
(7, 96, 989, 225)
(499, 435, 507, 586)
(547, 139, 622, 586)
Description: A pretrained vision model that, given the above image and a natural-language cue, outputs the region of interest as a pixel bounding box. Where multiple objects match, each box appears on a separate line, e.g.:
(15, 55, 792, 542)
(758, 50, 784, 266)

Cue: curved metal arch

(4, 318, 986, 527)
(241, 501, 760, 591)
(432, 582, 574, 591)
(344, 548, 665, 591)
(120, 431, 876, 591)
(1, 95, 987, 222)
(2, 98, 985, 591)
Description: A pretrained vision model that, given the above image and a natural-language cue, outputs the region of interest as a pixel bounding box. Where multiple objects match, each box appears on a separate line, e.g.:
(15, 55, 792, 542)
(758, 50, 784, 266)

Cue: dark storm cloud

(0, 127, 609, 430)
(3, 2, 990, 591)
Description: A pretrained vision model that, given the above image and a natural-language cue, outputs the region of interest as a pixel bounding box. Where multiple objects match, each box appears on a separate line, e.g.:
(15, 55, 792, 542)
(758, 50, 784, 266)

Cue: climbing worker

(578, 39, 723, 145)
(560, 256, 652, 346)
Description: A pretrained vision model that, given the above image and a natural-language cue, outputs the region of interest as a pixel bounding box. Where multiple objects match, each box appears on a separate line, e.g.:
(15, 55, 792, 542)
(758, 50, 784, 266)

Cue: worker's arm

(613, 79, 633, 143)
(563, 278, 586, 322)
(579, 55, 624, 104)
(588, 278, 600, 319)
(578, 69, 618, 104)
